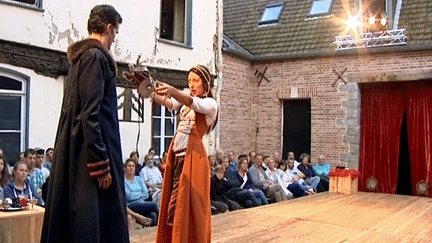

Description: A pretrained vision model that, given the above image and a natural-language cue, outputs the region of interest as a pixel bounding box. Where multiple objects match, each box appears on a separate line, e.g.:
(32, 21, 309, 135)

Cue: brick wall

(221, 50, 432, 167)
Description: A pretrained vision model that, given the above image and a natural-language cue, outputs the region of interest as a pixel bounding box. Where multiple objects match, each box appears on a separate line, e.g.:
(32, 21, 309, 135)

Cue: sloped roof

(223, 0, 432, 60)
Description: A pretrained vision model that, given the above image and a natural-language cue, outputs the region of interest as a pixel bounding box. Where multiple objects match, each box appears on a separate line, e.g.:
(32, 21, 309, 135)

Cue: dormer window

(259, 2, 285, 25)
(309, 0, 334, 16)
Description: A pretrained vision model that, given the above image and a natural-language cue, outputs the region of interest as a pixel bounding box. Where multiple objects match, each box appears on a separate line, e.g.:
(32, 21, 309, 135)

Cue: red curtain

(359, 82, 405, 193)
(406, 81, 432, 196)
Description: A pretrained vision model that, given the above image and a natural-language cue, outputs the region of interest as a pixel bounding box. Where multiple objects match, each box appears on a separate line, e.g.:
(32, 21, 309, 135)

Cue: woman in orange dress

(132, 65, 218, 242)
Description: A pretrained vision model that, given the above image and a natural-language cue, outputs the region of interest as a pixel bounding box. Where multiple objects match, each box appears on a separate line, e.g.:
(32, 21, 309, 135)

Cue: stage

(130, 192, 432, 242)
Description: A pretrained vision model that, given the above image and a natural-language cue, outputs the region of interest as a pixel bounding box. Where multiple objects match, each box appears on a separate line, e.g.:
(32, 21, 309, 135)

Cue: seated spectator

(279, 159, 313, 197)
(297, 153, 320, 192)
(211, 165, 240, 214)
(314, 155, 330, 192)
(4, 161, 44, 206)
(139, 154, 163, 205)
(221, 155, 230, 172)
(129, 151, 143, 176)
(227, 151, 238, 173)
(208, 155, 217, 176)
(43, 148, 54, 171)
(215, 149, 224, 165)
(148, 148, 159, 165)
(288, 151, 301, 168)
(266, 158, 293, 199)
(248, 151, 257, 168)
(226, 155, 267, 208)
(24, 149, 45, 194)
(35, 147, 50, 179)
(158, 151, 168, 175)
(0, 155, 11, 189)
(249, 153, 287, 203)
(124, 159, 159, 226)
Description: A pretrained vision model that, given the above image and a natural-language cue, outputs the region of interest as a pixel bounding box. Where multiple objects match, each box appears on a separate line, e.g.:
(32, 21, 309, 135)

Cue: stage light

(346, 15, 361, 30)
(368, 16, 376, 25)
(380, 17, 387, 26)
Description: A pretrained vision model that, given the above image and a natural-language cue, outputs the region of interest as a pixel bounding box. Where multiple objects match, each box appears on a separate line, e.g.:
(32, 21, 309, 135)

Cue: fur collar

(67, 38, 116, 73)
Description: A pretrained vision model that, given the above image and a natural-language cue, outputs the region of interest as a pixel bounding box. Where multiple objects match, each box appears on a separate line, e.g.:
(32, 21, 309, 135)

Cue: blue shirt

(314, 163, 331, 181)
(3, 179, 45, 206)
(124, 176, 149, 205)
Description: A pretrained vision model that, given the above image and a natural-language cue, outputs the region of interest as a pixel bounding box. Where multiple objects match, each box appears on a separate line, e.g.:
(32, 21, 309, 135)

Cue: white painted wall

(0, 0, 217, 70)
(0, 0, 218, 163)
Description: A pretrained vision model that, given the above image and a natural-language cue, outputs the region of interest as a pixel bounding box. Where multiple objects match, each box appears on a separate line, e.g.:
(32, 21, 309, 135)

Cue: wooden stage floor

(131, 192, 432, 242)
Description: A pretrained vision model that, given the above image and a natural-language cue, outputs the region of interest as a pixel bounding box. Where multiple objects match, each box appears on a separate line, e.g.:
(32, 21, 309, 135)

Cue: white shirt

(170, 97, 218, 154)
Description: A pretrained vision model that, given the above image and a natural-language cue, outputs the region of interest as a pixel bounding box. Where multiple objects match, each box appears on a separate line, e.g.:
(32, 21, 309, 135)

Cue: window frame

(0, 67, 29, 165)
(0, 0, 44, 11)
(259, 2, 286, 26)
(308, 0, 335, 17)
(159, 0, 192, 47)
(151, 102, 177, 157)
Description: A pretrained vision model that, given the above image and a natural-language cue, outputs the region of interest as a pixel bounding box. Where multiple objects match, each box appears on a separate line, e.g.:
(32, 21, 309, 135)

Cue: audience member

(297, 153, 320, 192)
(278, 159, 313, 197)
(210, 165, 240, 213)
(24, 149, 45, 194)
(43, 148, 54, 171)
(4, 161, 44, 206)
(266, 158, 293, 199)
(129, 151, 142, 176)
(249, 153, 287, 203)
(314, 154, 330, 192)
(225, 156, 266, 208)
(208, 155, 217, 176)
(215, 149, 224, 164)
(158, 151, 168, 175)
(221, 155, 230, 172)
(148, 148, 158, 164)
(273, 152, 282, 165)
(124, 159, 159, 226)
(0, 155, 11, 189)
(288, 151, 301, 168)
(35, 148, 50, 179)
(227, 151, 238, 173)
(139, 154, 163, 205)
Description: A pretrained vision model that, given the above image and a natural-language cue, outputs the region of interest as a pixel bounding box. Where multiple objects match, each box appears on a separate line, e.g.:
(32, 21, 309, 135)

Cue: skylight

(309, 0, 333, 16)
(259, 3, 285, 25)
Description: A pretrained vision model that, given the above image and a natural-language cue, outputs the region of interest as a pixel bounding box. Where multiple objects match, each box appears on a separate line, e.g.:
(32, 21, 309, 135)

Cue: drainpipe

(215, 0, 223, 151)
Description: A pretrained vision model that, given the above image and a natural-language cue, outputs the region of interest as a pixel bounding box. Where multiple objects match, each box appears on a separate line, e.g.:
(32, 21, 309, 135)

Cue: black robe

(41, 39, 129, 243)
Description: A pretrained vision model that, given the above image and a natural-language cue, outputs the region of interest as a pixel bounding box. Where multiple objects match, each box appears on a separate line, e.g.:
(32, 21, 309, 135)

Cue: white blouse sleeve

(168, 97, 182, 113)
(190, 97, 218, 126)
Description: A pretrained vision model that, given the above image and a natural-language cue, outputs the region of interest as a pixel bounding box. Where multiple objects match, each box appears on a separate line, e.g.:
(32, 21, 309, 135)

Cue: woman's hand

(155, 82, 173, 97)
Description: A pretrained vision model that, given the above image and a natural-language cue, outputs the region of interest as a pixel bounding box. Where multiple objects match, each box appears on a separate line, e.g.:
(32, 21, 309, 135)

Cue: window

(309, 0, 334, 16)
(151, 102, 177, 158)
(1, 0, 42, 8)
(0, 69, 28, 166)
(160, 0, 192, 45)
(259, 2, 285, 25)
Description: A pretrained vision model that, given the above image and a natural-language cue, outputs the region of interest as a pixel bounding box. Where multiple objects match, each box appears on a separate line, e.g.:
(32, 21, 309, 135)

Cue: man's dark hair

(24, 149, 36, 158)
(46, 148, 54, 154)
(87, 5, 122, 34)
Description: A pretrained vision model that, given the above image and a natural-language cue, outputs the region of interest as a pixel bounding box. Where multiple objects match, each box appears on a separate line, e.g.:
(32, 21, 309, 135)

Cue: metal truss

(334, 29, 407, 50)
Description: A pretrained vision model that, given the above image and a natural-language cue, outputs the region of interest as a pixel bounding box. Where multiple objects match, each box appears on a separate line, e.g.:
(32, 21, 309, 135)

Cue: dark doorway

(282, 99, 311, 161)
(396, 111, 412, 195)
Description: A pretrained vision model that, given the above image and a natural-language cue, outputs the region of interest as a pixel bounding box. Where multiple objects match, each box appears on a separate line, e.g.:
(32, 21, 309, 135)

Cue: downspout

(215, 0, 223, 150)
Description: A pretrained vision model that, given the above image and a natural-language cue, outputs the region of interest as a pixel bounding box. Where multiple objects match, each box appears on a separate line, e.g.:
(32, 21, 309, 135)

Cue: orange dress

(156, 112, 212, 243)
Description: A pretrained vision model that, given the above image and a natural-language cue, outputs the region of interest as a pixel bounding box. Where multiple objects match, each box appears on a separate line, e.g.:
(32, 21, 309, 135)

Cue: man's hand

(98, 173, 112, 189)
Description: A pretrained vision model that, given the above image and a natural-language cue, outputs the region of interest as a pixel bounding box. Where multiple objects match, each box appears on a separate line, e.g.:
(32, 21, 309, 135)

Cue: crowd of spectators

(0, 146, 331, 228)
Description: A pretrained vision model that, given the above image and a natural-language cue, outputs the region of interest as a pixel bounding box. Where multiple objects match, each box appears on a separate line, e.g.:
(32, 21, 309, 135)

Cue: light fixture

(368, 16, 376, 25)
(380, 17, 388, 26)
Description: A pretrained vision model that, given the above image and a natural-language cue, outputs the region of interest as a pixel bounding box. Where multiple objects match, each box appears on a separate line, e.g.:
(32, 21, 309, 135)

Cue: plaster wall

(0, 0, 217, 71)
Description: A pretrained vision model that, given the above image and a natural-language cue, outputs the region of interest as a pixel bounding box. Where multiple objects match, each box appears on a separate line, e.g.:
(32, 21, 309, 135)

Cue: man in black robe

(41, 5, 129, 243)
